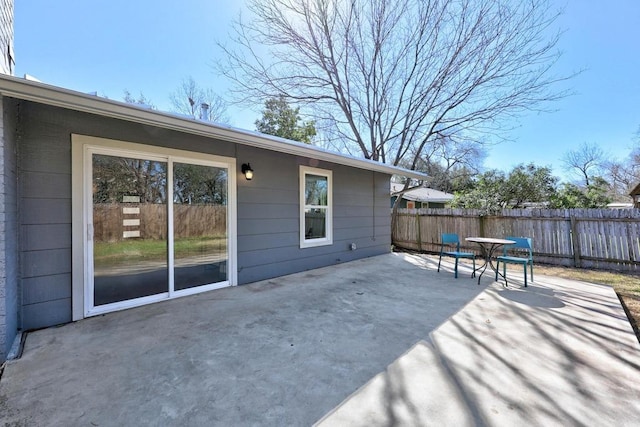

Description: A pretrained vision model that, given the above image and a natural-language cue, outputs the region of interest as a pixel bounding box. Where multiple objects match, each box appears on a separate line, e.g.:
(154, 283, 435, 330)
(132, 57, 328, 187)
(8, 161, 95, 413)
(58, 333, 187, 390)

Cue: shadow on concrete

(317, 255, 640, 427)
(496, 285, 565, 308)
(2, 253, 639, 426)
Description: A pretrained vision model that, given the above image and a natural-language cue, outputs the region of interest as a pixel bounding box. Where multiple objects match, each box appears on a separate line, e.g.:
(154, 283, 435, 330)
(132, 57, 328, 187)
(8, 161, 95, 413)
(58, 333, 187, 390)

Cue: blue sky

(13, 1, 640, 181)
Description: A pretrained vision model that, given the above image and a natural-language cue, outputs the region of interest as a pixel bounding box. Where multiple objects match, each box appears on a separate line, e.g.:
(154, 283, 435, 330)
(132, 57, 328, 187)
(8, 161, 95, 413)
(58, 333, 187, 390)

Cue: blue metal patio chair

(437, 233, 476, 279)
(495, 236, 533, 287)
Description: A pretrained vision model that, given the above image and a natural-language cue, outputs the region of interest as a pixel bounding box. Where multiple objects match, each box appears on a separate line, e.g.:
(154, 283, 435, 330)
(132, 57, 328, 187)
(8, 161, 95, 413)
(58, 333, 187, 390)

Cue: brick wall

(0, 0, 15, 75)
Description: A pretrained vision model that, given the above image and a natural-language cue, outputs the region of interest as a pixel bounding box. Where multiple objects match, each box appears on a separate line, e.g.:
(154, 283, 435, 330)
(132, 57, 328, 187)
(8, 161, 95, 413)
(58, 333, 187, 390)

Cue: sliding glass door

(86, 146, 232, 314)
(173, 162, 228, 291)
(92, 154, 169, 306)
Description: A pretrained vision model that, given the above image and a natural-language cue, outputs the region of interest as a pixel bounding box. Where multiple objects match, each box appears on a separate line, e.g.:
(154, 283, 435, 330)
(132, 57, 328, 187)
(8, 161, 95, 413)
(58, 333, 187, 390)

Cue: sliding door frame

(71, 134, 237, 320)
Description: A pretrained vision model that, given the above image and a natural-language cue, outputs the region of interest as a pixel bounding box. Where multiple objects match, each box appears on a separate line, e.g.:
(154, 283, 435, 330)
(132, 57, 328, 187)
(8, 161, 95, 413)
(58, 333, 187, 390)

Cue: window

(300, 166, 332, 248)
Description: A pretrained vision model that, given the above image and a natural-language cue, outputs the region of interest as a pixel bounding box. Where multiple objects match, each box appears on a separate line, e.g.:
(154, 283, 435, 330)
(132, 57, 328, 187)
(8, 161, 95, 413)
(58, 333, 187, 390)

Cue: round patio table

(465, 237, 516, 285)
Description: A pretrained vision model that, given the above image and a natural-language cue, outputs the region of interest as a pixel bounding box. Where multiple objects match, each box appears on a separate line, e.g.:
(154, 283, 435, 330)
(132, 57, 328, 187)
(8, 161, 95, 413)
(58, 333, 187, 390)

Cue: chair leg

(530, 263, 534, 283)
(523, 263, 527, 287)
(438, 254, 442, 272)
(495, 260, 499, 281)
(471, 257, 476, 278)
(454, 258, 459, 278)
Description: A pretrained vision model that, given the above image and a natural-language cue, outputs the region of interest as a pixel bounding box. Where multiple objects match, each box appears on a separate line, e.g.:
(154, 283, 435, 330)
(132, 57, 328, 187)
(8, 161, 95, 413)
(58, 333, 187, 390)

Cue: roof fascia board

(0, 76, 427, 180)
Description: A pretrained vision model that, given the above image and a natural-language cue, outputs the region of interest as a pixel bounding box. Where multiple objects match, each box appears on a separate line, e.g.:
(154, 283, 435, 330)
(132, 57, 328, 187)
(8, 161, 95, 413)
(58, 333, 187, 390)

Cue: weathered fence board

(393, 208, 640, 273)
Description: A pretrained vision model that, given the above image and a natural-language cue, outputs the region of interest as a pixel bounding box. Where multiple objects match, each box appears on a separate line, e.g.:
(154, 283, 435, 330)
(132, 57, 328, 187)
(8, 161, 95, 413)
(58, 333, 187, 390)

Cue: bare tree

(409, 137, 485, 193)
(170, 77, 229, 123)
(562, 142, 607, 187)
(123, 90, 155, 109)
(603, 139, 640, 201)
(218, 0, 570, 170)
(218, 0, 571, 237)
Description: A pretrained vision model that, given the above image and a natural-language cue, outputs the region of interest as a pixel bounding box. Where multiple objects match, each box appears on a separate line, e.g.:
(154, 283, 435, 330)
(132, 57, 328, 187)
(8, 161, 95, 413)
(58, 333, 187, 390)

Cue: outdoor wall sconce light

(242, 163, 254, 180)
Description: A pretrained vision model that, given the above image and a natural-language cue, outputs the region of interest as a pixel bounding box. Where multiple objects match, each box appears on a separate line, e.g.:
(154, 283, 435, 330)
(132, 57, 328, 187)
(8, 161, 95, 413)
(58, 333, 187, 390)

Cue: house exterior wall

(1, 96, 18, 360)
(237, 145, 391, 283)
(426, 202, 446, 209)
(391, 196, 447, 209)
(18, 100, 235, 330)
(0, 0, 14, 75)
(15, 99, 391, 331)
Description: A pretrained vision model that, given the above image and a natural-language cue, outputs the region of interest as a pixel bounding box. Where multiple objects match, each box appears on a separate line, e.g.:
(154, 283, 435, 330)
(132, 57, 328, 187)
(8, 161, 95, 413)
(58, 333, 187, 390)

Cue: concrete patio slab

(1, 253, 639, 426)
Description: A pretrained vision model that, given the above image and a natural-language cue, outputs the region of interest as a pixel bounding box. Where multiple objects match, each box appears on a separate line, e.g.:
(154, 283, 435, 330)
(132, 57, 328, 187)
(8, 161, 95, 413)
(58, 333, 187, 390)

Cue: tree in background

(255, 96, 316, 144)
(502, 164, 558, 208)
(562, 142, 607, 187)
(549, 177, 611, 208)
(603, 138, 640, 202)
(561, 138, 640, 203)
(451, 164, 558, 213)
(123, 90, 155, 109)
(421, 163, 476, 195)
(170, 77, 228, 123)
(450, 170, 510, 213)
(407, 136, 484, 193)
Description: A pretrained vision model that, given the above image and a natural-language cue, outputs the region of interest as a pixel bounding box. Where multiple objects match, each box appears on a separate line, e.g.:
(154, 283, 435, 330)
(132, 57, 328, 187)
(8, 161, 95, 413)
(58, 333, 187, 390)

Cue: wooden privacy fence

(94, 204, 227, 242)
(393, 208, 640, 273)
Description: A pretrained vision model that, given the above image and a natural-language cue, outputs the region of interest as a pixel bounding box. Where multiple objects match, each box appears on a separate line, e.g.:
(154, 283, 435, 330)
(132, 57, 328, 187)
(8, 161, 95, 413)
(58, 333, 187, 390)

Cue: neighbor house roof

(606, 202, 634, 209)
(0, 75, 427, 180)
(390, 183, 454, 203)
(630, 183, 640, 197)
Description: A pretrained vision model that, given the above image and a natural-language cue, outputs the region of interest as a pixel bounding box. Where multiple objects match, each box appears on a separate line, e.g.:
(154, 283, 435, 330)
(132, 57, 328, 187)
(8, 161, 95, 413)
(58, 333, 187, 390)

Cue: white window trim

(71, 134, 237, 320)
(300, 165, 333, 248)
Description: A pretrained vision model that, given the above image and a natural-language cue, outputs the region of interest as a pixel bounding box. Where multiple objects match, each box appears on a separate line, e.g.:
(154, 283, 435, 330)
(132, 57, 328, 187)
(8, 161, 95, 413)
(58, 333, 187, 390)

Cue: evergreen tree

(255, 96, 316, 144)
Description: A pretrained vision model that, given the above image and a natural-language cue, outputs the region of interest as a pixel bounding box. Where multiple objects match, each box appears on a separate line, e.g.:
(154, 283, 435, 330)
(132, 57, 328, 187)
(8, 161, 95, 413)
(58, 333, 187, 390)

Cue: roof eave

(0, 75, 427, 181)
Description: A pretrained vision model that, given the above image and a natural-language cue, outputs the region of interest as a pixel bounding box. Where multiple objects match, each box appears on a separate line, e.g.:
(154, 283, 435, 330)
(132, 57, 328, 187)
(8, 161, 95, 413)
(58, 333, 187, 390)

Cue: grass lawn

(534, 264, 640, 344)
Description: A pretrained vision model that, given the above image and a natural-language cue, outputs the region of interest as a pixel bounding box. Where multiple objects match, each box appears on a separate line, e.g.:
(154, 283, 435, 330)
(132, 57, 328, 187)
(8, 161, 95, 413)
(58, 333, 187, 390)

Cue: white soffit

(0, 75, 427, 181)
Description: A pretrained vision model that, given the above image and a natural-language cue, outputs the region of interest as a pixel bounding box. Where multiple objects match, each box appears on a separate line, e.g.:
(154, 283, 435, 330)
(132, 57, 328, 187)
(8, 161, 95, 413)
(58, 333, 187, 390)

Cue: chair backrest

(504, 236, 533, 259)
(441, 233, 461, 250)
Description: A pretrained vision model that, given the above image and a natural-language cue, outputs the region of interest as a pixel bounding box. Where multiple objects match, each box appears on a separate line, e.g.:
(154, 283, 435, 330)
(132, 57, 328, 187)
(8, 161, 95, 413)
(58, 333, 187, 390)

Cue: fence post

(570, 213, 582, 268)
(479, 214, 485, 237)
(416, 212, 422, 251)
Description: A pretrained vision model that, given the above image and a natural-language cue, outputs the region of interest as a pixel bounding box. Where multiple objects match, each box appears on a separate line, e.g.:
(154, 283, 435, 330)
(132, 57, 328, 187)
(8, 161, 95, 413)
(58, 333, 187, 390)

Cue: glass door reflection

(92, 154, 168, 306)
(173, 162, 228, 291)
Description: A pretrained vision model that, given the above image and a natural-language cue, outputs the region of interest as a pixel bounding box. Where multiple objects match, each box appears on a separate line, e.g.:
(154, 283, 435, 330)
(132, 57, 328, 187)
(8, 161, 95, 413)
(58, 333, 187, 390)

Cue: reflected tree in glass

(92, 154, 168, 306)
(304, 174, 328, 239)
(173, 163, 228, 290)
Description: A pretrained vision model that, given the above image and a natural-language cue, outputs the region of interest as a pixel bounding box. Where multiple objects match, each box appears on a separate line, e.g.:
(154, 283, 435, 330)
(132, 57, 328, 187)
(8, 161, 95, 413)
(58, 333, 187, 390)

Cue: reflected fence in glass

(91, 155, 230, 307)
(173, 162, 228, 291)
(92, 154, 168, 306)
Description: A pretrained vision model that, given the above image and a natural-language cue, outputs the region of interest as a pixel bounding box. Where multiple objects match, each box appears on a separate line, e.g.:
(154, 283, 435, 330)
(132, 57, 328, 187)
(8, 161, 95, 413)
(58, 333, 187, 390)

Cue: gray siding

(1, 96, 18, 360)
(17, 101, 236, 330)
(17, 100, 391, 331)
(236, 145, 390, 284)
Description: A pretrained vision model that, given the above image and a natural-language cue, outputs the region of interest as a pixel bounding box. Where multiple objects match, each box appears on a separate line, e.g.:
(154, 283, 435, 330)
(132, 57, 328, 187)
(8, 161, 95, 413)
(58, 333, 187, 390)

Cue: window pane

(92, 154, 168, 306)
(305, 174, 328, 206)
(305, 208, 326, 239)
(173, 163, 228, 290)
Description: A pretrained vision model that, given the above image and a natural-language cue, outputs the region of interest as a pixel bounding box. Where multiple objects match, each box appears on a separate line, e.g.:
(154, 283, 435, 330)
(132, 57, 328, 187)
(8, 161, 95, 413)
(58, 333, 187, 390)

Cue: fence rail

(393, 208, 640, 273)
